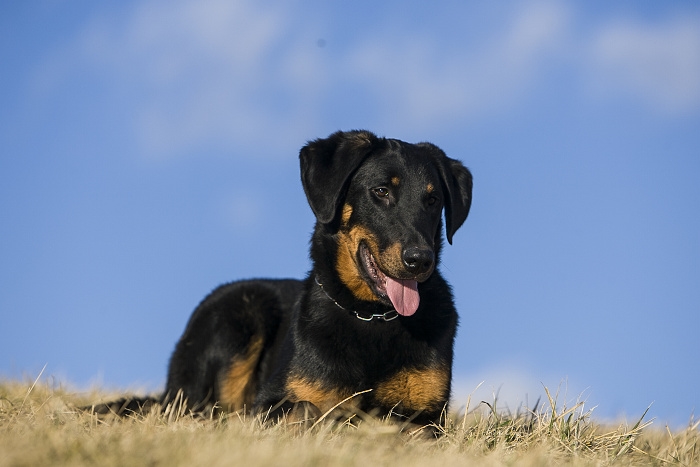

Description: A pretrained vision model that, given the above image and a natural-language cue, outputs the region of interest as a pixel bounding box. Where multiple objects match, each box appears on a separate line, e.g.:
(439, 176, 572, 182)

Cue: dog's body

(95, 130, 472, 427)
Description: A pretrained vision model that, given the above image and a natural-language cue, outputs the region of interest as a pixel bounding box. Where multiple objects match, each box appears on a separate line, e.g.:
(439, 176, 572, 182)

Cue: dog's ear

(422, 144, 473, 244)
(300, 130, 378, 224)
(443, 158, 473, 244)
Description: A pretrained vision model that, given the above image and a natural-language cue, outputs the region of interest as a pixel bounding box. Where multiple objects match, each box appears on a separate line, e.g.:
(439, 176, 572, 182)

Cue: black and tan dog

(92, 130, 472, 428)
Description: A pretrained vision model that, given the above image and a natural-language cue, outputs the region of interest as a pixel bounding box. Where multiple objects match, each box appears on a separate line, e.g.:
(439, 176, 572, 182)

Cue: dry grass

(1, 377, 698, 467)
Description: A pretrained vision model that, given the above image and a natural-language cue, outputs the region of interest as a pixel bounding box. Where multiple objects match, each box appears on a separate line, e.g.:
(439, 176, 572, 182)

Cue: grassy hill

(1, 379, 697, 466)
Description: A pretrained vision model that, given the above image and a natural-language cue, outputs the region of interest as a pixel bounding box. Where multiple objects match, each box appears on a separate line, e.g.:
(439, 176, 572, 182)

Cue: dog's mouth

(358, 243, 420, 317)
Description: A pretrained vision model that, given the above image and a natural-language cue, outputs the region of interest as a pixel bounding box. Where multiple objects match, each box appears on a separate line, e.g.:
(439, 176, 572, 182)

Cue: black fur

(89, 130, 472, 428)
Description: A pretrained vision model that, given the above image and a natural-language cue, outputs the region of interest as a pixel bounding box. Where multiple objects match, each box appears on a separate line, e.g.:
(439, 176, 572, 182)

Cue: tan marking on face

(219, 336, 264, 411)
(286, 376, 356, 413)
(391, 176, 400, 186)
(336, 225, 382, 302)
(426, 183, 434, 193)
(341, 204, 353, 227)
(375, 366, 449, 412)
(376, 242, 405, 278)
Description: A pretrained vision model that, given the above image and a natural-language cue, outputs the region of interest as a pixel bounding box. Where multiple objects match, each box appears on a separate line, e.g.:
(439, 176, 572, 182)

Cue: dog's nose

(402, 247, 435, 276)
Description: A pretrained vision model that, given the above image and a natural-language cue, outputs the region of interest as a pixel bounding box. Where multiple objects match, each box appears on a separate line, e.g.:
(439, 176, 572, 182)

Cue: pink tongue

(385, 277, 420, 316)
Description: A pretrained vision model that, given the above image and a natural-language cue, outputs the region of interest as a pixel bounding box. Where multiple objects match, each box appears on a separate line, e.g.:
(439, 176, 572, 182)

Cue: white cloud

(587, 15, 700, 115)
(343, 2, 572, 132)
(73, 0, 326, 158)
(451, 365, 593, 417)
(62, 0, 574, 158)
(36, 1, 700, 161)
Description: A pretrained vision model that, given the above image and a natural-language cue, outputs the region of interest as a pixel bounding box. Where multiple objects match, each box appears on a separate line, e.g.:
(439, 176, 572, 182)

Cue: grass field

(1, 377, 698, 466)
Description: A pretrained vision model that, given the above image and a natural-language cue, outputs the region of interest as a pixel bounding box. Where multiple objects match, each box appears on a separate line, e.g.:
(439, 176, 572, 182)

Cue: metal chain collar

(314, 276, 399, 322)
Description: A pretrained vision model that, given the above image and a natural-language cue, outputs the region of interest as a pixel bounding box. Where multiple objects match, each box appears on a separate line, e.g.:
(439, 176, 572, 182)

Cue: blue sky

(1, 1, 698, 427)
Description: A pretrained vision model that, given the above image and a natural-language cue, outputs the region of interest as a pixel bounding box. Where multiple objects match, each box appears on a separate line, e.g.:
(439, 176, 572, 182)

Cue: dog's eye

(373, 187, 390, 198)
(427, 195, 439, 206)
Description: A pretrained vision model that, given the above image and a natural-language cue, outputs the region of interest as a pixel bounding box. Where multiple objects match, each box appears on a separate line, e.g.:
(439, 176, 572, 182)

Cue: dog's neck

(313, 275, 399, 322)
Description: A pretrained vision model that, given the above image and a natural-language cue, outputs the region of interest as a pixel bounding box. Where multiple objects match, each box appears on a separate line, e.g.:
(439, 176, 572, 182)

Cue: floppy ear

(299, 130, 378, 224)
(443, 158, 473, 244)
(423, 145, 472, 244)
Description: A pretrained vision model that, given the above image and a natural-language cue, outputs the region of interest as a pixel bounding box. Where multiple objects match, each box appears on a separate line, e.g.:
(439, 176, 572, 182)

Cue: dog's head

(300, 130, 472, 316)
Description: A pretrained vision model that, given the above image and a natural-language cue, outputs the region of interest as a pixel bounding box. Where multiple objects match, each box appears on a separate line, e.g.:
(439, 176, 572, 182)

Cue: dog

(90, 130, 472, 428)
